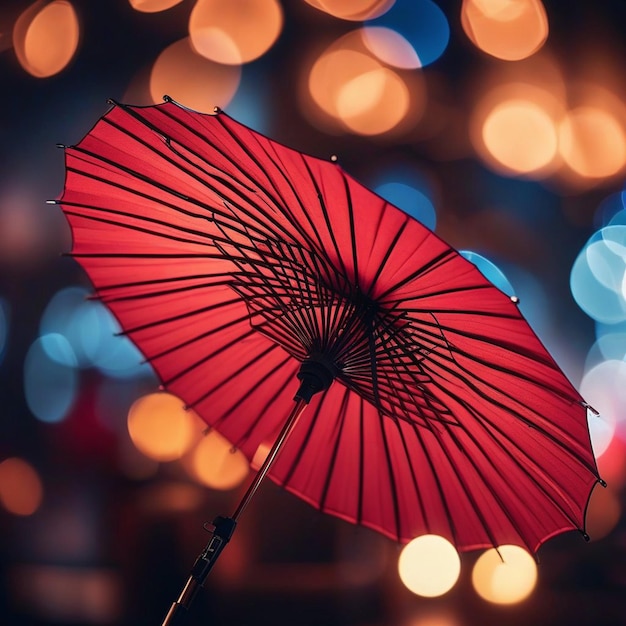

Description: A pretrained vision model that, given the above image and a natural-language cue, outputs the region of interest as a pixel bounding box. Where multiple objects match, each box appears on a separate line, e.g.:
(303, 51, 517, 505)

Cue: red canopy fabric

(59, 99, 601, 552)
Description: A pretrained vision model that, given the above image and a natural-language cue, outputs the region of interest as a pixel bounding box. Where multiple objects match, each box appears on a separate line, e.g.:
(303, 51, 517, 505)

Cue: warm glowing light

(150, 37, 240, 111)
(471, 545, 537, 604)
(482, 99, 558, 174)
(309, 48, 381, 118)
(0, 457, 43, 516)
(461, 0, 548, 61)
(398, 535, 461, 597)
(470, 83, 563, 178)
(405, 612, 461, 626)
(189, 0, 283, 64)
(585, 485, 621, 541)
(361, 26, 420, 69)
(13, 0, 80, 78)
(129, 0, 184, 12)
(337, 67, 410, 135)
(304, 0, 395, 21)
(190, 430, 249, 490)
(559, 107, 626, 179)
(303, 31, 424, 136)
(127, 392, 197, 461)
(251, 441, 272, 471)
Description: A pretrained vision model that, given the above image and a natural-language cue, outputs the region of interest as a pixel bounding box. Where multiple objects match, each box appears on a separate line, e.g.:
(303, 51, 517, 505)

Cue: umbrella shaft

(232, 396, 308, 521)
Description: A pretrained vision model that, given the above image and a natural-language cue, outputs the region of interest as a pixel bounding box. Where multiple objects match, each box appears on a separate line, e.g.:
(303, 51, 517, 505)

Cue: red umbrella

(56, 98, 602, 624)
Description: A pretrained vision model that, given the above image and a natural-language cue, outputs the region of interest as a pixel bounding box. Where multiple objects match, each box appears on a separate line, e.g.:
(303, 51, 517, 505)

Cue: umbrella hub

(295, 355, 337, 402)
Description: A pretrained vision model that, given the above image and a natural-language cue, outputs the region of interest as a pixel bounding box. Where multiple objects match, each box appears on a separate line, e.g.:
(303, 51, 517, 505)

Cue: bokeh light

(470, 83, 563, 179)
(189, 430, 249, 490)
(24, 335, 78, 424)
(580, 360, 626, 457)
(361, 26, 420, 69)
(40, 286, 151, 379)
(461, 0, 549, 61)
(559, 107, 626, 179)
(398, 535, 461, 597)
(128, 0, 184, 12)
(0, 184, 52, 268)
(367, 0, 449, 68)
(482, 100, 558, 174)
(460, 250, 516, 296)
(189, 0, 283, 65)
(570, 227, 626, 325)
(585, 485, 621, 542)
(13, 0, 80, 78)
(403, 611, 461, 626)
(593, 192, 625, 230)
(150, 37, 241, 112)
(304, 0, 395, 21)
(0, 457, 44, 516)
(302, 30, 426, 136)
(127, 392, 197, 462)
(471, 545, 537, 604)
(376, 182, 436, 230)
(595, 435, 626, 490)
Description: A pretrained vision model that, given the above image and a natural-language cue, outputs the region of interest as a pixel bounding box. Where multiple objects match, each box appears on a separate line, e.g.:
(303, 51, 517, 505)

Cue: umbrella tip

(330, 154, 338, 163)
(510, 295, 520, 304)
(213, 106, 222, 114)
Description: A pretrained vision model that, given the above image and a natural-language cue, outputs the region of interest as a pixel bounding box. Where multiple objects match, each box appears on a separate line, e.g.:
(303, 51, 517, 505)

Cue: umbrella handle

(161, 515, 236, 625)
(160, 359, 334, 625)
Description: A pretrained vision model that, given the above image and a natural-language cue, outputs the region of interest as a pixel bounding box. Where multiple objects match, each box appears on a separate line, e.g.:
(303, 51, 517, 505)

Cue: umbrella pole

(161, 359, 334, 626)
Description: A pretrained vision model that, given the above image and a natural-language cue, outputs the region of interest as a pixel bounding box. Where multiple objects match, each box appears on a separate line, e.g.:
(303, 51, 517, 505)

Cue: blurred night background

(1, 0, 626, 625)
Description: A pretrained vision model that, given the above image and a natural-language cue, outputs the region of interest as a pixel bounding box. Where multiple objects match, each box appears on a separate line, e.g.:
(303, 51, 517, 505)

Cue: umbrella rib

(384, 282, 497, 305)
(417, 354, 601, 495)
(77, 119, 294, 245)
(208, 111, 339, 271)
(318, 387, 352, 513)
(62, 210, 226, 256)
(387, 419, 427, 539)
(160, 326, 259, 387)
(400, 311, 578, 402)
(439, 399, 586, 549)
(147, 309, 252, 362)
(375, 409, 402, 542)
(408, 419, 460, 544)
(278, 390, 330, 487)
(365, 213, 409, 298)
(183, 343, 281, 410)
(64, 160, 286, 250)
(155, 105, 336, 269)
(112, 297, 242, 336)
(357, 395, 365, 526)
(299, 155, 352, 283)
(63, 192, 282, 256)
(337, 168, 359, 287)
(426, 416, 519, 550)
(376, 248, 457, 301)
(96, 279, 241, 304)
(221, 355, 296, 449)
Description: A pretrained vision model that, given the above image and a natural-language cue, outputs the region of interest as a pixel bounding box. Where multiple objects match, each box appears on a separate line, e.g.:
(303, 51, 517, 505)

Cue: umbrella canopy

(58, 98, 601, 555)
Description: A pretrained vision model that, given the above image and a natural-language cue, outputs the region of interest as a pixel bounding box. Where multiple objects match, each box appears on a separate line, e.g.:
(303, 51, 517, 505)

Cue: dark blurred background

(1, 1, 626, 625)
